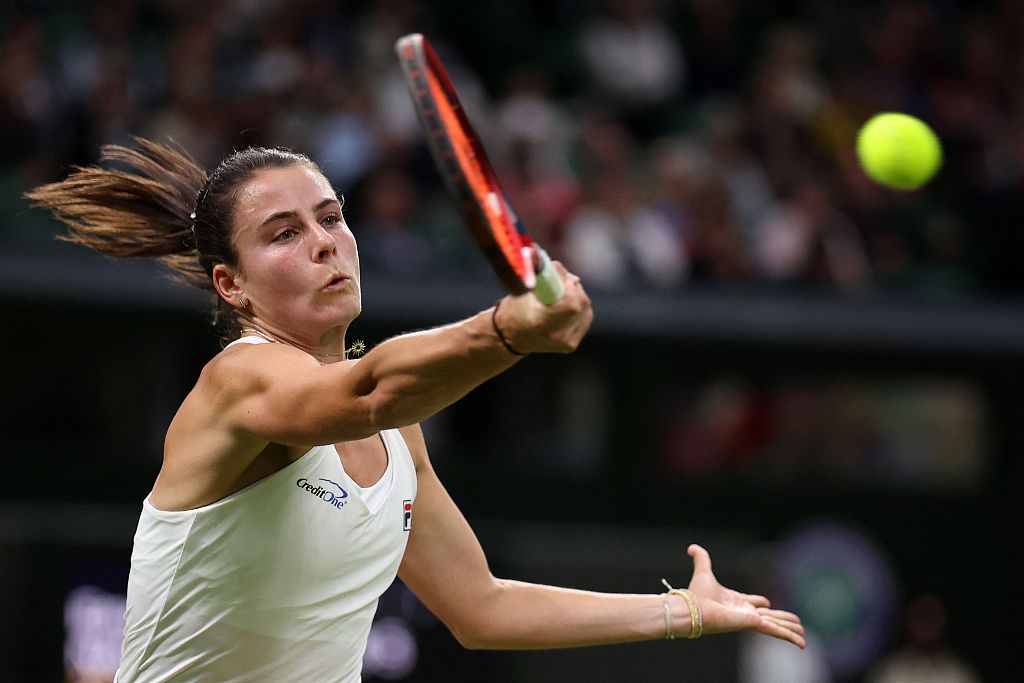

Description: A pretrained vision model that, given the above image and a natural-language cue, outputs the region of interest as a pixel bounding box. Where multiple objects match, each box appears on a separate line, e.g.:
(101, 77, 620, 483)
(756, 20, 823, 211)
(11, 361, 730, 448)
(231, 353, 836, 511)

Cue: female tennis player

(28, 139, 804, 682)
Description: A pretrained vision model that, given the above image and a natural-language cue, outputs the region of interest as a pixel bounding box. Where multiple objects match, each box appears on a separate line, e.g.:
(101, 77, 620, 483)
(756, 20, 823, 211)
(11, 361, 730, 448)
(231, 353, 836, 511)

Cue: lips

(323, 273, 349, 291)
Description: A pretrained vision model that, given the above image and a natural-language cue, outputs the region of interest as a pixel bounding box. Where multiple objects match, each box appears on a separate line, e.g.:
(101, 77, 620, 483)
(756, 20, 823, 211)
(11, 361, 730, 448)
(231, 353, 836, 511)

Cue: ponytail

(25, 137, 210, 289)
(26, 138, 320, 341)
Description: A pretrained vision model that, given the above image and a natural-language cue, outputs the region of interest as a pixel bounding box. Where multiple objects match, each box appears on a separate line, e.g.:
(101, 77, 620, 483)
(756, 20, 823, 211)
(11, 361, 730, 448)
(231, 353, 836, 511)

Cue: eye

(322, 213, 342, 227)
(274, 228, 297, 242)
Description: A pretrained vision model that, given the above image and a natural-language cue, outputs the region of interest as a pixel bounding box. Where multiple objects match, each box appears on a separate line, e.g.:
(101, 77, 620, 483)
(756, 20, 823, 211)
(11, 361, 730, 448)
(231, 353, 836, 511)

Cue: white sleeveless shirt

(117, 338, 418, 682)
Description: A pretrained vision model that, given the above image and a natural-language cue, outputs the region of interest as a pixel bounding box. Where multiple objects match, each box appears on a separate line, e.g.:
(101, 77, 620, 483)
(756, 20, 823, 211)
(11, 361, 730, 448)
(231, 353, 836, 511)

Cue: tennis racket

(395, 33, 564, 304)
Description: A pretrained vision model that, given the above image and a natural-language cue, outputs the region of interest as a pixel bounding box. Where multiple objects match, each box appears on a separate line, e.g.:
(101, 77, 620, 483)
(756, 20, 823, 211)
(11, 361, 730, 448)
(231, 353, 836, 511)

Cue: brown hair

(25, 138, 318, 339)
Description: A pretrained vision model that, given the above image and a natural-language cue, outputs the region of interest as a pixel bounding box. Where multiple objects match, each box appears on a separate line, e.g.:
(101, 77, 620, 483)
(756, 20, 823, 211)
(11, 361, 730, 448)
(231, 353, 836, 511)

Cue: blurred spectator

(143, 6, 227, 166)
(578, 0, 685, 139)
(563, 165, 686, 290)
(739, 630, 832, 683)
(700, 99, 775, 246)
(748, 24, 828, 193)
(493, 66, 575, 182)
(657, 379, 770, 480)
(353, 165, 435, 281)
(649, 137, 753, 283)
(682, 0, 744, 98)
(493, 66, 581, 254)
(7, 0, 1024, 298)
(0, 12, 59, 175)
(657, 376, 986, 488)
(866, 596, 981, 683)
(304, 80, 379, 192)
(753, 180, 870, 292)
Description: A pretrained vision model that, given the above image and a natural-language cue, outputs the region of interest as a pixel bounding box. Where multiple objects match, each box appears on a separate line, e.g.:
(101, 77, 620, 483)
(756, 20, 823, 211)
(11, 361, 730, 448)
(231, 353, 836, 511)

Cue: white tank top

(116, 339, 418, 682)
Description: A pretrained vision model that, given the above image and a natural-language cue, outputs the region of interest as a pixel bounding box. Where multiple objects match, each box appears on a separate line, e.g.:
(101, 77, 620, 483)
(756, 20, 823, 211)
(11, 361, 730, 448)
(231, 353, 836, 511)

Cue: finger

(552, 280, 586, 314)
(565, 297, 593, 329)
(757, 614, 804, 636)
(551, 260, 570, 279)
(568, 319, 591, 346)
(744, 593, 771, 608)
(556, 327, 589, 353)
(557, 262, 584, 285)
(563, 285, 588, 313)
(557, 305, 593, 344)
(757, 607, 802, 623)
(757, 617, 806, 649)
(759, 611, 805, 634)
(687, 544, 713, 576)
(762, 617, 806, 644)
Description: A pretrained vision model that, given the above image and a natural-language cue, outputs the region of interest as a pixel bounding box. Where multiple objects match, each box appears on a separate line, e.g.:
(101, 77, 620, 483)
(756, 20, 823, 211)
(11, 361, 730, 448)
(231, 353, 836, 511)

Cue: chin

(327, 300, 361, 327)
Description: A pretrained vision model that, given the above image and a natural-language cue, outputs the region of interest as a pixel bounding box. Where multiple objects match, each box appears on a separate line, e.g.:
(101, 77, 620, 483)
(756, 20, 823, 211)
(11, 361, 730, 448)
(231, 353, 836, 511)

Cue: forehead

(233, 164, 337, 228)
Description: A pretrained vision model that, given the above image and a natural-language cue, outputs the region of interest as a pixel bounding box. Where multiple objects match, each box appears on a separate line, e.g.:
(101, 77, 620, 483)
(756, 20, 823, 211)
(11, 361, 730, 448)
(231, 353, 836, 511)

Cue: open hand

(685, 544, 806, 648)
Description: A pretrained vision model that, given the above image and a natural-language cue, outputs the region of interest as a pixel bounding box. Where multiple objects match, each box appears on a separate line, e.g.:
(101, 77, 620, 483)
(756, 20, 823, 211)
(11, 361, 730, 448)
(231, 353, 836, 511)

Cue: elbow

(323, 374, 395, 439)
(302, 395, 385, 443)
(363, 392, 400, 433)
(451, 627, 482, 651)
(446, 579, 511, 651)
(450, 624, 493, 651)
(362, 387, 423, 432)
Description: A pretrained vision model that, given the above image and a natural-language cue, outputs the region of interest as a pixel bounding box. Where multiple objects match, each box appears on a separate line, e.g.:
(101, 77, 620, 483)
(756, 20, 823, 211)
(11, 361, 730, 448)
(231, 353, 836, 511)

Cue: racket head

(395, 33, 536, 295)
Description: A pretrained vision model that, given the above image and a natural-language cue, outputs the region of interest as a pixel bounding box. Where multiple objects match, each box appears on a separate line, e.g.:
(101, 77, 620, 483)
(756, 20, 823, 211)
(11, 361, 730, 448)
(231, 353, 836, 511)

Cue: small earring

(238, 295, 248, 309)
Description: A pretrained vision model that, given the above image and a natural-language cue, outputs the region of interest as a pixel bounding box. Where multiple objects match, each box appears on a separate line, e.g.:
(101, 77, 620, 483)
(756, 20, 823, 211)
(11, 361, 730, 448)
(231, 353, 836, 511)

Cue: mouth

(323, 273, 350, 291)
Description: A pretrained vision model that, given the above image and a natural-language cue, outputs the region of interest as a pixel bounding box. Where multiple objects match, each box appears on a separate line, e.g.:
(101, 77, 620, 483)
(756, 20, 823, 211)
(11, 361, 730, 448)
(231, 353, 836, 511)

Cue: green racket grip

(532, 248, 564, 305)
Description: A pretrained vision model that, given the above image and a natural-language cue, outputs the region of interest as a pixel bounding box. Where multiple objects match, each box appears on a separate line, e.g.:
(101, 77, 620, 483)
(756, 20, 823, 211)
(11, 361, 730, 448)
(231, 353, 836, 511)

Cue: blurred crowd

(655, 375, 986, 489)
(5, 0, 1024, 297)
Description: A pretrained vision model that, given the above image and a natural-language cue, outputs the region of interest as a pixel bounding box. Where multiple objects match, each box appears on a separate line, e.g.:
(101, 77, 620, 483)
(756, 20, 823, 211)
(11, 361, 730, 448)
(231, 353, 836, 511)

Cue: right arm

(204, 273, 591, 446)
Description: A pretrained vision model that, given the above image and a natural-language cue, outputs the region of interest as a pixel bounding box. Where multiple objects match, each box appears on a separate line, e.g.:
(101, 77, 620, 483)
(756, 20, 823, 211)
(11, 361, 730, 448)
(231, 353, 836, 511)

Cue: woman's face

(228, 164, 361, 338)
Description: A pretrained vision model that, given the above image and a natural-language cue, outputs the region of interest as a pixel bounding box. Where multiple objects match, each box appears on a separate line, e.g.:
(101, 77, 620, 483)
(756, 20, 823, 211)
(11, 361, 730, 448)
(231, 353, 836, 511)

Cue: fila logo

(403, 499, 413, 531)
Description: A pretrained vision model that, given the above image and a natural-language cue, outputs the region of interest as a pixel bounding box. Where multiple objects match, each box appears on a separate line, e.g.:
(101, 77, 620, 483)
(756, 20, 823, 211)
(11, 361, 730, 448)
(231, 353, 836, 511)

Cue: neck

(238, 320, 358, 364)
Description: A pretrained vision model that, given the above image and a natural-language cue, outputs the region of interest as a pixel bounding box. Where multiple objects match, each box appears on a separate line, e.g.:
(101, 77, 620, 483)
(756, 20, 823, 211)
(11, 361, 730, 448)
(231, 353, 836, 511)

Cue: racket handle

(532, 247, 564, 305)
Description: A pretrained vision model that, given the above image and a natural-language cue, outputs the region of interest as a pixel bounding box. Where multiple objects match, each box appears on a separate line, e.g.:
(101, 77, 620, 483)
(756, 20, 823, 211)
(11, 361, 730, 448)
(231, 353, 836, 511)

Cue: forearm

(347, 273, 591, 432)
(356, 308, 519, 429)
(456, 579, 692, 650)
(398, 445, 805, 654)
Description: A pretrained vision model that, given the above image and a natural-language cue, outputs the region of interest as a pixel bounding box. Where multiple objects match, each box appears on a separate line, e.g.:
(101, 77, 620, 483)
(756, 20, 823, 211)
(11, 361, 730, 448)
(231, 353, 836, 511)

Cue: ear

(212, 263, 245, 307)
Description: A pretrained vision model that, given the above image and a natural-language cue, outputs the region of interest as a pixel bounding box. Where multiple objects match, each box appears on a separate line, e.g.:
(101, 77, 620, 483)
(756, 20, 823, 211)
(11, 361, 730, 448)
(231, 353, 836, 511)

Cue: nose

(310, 222, 337, 262)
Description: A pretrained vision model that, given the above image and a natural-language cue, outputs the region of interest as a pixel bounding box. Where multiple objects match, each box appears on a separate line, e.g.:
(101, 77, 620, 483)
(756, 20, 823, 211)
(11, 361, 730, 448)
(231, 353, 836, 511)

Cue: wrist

(660, 582, 702, 640)
(492, 299, 528, 356)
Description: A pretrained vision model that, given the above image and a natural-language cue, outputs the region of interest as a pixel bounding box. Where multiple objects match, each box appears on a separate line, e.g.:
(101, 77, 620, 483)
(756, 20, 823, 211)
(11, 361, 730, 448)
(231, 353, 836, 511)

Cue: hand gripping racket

(395, 33, 564, 304)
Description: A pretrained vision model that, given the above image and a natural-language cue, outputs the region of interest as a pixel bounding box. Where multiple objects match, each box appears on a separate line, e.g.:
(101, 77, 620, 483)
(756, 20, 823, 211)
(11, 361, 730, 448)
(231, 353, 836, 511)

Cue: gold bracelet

(661, 579, 703, 639)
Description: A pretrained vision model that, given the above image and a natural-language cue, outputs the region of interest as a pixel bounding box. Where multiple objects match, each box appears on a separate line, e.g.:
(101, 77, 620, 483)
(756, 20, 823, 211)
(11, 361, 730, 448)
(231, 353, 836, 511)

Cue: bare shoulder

(156, 344, 318, 509)
(197, 341, 318, 402)
(169, 341, 318, 443)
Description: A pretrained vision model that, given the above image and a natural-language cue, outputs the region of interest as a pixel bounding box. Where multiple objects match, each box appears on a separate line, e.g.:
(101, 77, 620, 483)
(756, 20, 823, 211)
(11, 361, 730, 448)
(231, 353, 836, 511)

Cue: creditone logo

(297, 477, 349, 509)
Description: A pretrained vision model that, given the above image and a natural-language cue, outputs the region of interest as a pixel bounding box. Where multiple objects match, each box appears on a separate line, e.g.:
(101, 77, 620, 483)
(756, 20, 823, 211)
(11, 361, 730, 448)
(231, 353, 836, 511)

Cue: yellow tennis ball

(856, 113, 942, 190)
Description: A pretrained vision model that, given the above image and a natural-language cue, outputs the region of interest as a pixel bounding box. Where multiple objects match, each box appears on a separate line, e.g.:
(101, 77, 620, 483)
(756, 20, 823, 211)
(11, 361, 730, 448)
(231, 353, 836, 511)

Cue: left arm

(396, 425, 805, 650)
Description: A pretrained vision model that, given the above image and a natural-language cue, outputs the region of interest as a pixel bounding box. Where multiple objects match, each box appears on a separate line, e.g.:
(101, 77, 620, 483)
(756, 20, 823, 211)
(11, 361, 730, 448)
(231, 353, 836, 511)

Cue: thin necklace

(239, 327, 364, 363)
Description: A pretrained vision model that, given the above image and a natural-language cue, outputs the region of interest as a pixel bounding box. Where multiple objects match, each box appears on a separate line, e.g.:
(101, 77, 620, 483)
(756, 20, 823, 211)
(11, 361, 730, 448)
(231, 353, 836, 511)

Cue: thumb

(688, 544, 713, 576)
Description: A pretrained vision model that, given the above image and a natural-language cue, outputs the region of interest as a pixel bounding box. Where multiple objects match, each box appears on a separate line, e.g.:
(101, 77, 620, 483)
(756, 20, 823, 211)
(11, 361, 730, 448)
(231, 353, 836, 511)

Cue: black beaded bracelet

(492, 299, 527, 356)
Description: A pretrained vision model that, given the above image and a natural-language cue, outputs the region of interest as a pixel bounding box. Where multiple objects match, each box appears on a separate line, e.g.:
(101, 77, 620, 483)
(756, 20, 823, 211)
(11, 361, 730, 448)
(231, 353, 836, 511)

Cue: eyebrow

(259, 198, 343, 230)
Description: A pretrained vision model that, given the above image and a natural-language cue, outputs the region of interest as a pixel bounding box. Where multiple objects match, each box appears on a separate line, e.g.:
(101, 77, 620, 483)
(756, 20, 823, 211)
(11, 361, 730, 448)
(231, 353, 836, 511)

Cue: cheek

(245, 249, 307, 299)
(342, 231, 360, 269)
